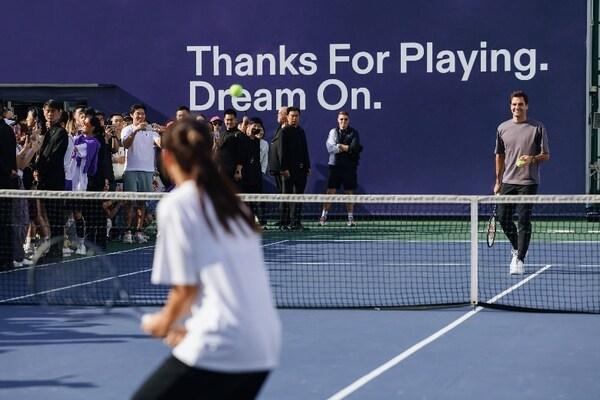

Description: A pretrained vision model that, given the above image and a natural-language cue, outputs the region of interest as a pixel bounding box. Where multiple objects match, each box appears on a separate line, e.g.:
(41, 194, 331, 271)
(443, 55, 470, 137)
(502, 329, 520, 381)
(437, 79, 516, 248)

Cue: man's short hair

(129, 103, 146, 115)
(510, 90, 528, 105)
(223, 108, 237, 118)
(95, 110, 105, 118)
(177, 105, 190, 112)
(287, 106, 301, 115)
(338, 111, 349, 117)
(43, 99, 62, 110)
(109, 112, 124, 120)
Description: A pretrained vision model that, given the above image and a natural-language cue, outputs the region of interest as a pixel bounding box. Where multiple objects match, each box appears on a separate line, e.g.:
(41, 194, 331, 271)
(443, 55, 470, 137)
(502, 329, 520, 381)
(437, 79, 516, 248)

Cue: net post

(469, 198, 479, 307)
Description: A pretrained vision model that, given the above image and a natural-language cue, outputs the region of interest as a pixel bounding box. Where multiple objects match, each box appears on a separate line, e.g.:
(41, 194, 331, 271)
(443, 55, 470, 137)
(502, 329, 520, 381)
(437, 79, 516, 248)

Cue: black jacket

(280, 125, 310, 176)
(87, 130, 113, 192)
(267, 125, 283, 175)
(35, 124, 69, 190)
(219, 129, 246, 176)
(0, 119, 17, 189)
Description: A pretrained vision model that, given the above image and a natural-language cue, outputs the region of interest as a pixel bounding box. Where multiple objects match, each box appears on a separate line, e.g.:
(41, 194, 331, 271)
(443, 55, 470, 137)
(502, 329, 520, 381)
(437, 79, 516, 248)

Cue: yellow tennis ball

(229, 84, 244, 97)
(516, 159, 525, 168)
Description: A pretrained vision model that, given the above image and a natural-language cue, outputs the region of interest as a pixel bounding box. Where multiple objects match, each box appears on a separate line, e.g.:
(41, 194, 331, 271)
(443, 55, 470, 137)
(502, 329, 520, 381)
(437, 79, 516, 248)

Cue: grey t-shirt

(495, 119, 549, 185)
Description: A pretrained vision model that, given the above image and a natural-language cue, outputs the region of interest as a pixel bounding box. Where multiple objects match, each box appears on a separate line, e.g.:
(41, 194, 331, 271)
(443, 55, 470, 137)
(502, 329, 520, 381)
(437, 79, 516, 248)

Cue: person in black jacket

(0, 117, 17, 269)
(218, 109, 246, 191)
(319, 111, 363, 227)
(279, 107, 310, 230)
(35, 99, 69, 260)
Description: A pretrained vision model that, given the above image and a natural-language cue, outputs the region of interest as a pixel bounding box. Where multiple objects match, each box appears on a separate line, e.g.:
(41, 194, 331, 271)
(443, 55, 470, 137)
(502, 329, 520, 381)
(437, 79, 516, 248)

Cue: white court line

(327, 264, 552, 400)
(0, 269, 152, 303)
(1, 241, 287, 304)
(0, 245, 155, 276)
(266, 262, 468, 267)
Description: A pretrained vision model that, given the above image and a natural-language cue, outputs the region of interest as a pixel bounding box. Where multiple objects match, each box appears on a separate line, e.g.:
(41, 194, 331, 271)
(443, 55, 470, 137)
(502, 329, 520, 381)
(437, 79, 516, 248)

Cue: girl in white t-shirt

(133, 120, 281, 400)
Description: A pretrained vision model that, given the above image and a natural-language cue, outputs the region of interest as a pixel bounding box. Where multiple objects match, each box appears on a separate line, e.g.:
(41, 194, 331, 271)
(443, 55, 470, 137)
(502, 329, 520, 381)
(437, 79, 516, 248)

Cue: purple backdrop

(0, 0, 588, 194)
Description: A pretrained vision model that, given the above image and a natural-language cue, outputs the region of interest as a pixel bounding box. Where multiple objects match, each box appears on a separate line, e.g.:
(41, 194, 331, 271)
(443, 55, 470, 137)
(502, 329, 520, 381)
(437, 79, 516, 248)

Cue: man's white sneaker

(62, 247, 74, 257)
(75, 243, 87, 256)
(510, 259, 524, 275)
(319, 216, 327, 226)
(123, 231, 133, 244)
(509, 249, 518, 270)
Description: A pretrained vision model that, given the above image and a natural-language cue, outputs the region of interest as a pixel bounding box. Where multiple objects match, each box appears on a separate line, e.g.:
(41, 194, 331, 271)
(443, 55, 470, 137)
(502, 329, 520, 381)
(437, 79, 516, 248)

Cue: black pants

(243, 181, 266, 226)
(44, 198, 65, 259)
(281, 173, 307, 226)
(497, 183, 538, 260)
(0, 198, 13, 268)
(131, 356, 270, 400)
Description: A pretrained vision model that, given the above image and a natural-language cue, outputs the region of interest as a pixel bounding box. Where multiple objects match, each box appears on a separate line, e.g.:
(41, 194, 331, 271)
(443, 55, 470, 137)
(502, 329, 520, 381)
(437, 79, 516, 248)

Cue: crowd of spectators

(0, 101, 362, 271)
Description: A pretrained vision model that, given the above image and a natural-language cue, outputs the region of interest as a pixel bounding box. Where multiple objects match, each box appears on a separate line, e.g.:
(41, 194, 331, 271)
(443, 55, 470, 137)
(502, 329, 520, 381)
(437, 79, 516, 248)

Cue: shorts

(123, 171, 154, 192)
(327, 165, 357, 191)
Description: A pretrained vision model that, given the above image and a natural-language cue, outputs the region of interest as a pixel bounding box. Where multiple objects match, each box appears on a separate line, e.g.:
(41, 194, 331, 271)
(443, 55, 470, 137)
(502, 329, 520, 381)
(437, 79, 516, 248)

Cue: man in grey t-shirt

(494, 90, 550, 275)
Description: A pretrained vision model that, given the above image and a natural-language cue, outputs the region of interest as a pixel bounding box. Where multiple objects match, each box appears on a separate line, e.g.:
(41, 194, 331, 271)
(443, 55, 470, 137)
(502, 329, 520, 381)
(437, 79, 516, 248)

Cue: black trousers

(281, 173, 307, 226)
(131, 356, 270, 400)
(0, 198, 13, 268)
(497, 183, 538, 260)
(44, 198, 65, 259)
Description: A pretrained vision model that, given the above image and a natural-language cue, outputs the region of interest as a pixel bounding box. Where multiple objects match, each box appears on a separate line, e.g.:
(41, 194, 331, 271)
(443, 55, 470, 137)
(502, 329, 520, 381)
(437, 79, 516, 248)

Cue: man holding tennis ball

(494, 90, 550, 275)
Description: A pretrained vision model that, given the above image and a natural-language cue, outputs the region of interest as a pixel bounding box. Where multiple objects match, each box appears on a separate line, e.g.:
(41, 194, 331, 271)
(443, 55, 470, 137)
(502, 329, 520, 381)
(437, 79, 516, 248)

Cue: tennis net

(0, 190, 598, 313)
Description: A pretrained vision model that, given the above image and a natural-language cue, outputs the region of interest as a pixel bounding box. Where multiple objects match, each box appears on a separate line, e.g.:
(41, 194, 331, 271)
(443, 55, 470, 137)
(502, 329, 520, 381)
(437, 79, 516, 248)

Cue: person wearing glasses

(319, 111, 363, 227)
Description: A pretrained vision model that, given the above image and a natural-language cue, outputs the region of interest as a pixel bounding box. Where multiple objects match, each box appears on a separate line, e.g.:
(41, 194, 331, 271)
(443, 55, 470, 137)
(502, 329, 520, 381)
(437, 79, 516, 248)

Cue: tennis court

(1, 193, 599, 398)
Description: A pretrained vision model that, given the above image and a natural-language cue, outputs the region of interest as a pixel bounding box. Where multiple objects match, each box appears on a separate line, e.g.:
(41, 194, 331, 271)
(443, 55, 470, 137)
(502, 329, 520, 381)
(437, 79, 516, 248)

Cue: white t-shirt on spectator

(151, 180, 281, 372)
(121, 125, 159, 172)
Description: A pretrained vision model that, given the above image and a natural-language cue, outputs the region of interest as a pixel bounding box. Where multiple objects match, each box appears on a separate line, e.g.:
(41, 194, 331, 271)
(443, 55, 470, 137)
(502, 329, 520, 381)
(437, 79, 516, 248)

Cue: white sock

(321, 210, 328, 218)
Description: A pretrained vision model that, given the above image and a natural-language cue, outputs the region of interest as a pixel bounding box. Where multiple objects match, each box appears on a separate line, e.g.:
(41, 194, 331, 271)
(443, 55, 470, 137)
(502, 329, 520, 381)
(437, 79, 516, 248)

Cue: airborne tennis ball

(229, 84, 244, 97)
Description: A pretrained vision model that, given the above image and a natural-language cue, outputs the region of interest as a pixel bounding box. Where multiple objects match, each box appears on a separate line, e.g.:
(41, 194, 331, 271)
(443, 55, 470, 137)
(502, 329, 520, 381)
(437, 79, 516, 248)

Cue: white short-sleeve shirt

(121, 125, 159, 172)
(151, 180, 281, 372)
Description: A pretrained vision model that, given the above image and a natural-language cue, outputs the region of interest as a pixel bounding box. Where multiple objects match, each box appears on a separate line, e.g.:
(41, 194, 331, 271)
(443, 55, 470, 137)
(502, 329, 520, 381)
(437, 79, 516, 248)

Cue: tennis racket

(28, 236, 148, 320)
(486, 203, 498, 247)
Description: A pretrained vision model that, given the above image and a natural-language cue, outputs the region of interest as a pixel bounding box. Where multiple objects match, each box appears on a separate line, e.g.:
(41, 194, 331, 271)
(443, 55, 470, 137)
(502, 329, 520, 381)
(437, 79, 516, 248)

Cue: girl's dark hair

(84, 108, 103, 136)
(162, 119, 258, 235)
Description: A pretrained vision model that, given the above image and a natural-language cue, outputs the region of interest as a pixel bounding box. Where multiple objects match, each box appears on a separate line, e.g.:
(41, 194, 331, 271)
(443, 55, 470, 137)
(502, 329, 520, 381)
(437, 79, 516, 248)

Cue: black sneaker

(291, 223, 308, 231)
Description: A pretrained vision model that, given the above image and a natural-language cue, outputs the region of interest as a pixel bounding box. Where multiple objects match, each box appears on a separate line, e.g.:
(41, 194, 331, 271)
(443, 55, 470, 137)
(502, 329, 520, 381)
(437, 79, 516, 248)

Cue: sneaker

(135, 232, 148, 243)
(123, 231, 133, 244)
(319, 216, 327, 226)
(509, 249, 518, 271)
(76, 243, 87, 256)
(13, 260, 23, 268)
(347, 217, 356, 227)
(62, 247, 74, 257)
(22, 258, 33, 266)
(510, 259, 525, 275)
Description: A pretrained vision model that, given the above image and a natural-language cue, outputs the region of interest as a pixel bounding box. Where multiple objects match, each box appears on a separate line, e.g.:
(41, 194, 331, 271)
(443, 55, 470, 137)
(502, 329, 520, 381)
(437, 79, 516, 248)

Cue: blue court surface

(1, 306, 599, 399)
(1, 237, 599, 399)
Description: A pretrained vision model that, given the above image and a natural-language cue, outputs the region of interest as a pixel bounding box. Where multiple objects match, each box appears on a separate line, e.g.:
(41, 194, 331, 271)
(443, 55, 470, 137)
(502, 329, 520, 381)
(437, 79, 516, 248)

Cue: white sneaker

(123, 231, 133, 244)
(135, 232, 148, 243)
(347, 217, 356, 227)
(510, 259, 525, 275)
(319, 215, 327, 226)
(62, 247, 74, 257)
(13, 260, 23, 268)
(509, 249, 518, 271)
(76, 243, 87, 256)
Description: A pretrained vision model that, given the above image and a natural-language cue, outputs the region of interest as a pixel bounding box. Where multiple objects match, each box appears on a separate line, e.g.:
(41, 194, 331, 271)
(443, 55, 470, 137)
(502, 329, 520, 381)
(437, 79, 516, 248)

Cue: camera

(251, 127, 261, 135)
